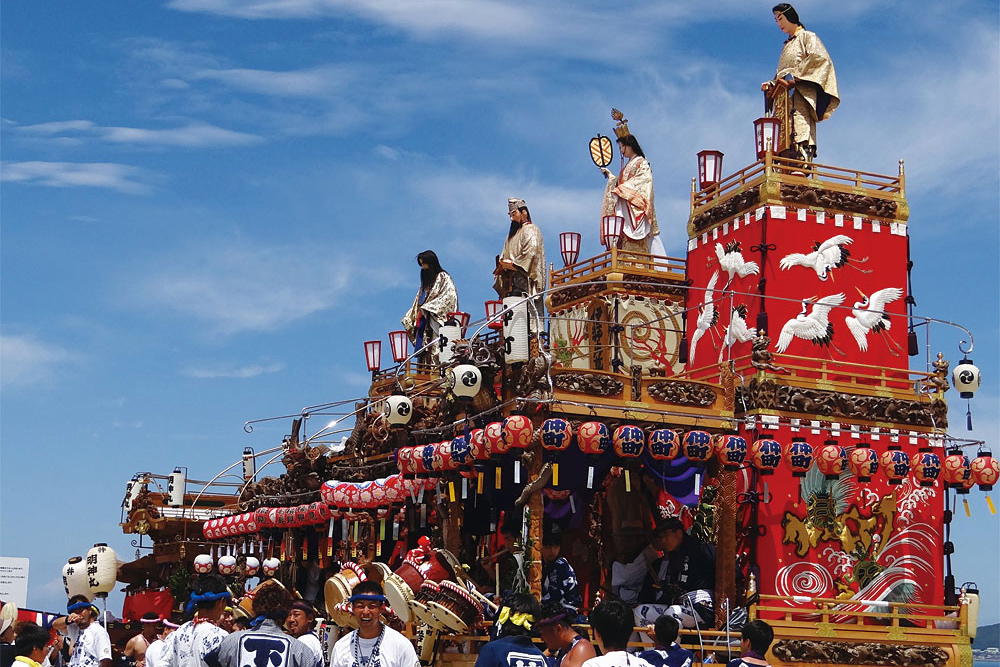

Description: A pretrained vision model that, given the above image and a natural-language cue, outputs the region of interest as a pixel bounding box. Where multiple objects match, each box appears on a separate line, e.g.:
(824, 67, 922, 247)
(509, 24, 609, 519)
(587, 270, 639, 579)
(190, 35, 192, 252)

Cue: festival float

(101, 97, 997, 666)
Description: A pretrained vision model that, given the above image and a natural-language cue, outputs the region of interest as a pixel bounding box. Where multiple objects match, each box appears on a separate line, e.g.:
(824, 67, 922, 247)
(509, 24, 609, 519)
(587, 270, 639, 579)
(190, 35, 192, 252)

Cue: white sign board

(0, 557, 30, 607)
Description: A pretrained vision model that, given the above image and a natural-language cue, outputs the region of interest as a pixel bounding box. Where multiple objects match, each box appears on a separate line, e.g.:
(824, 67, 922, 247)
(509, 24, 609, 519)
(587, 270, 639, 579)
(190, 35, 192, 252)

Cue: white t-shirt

(67, 623, 113, 667)
(330, 626, 418, 667)
(297, 634, 324, 663)
(144, 639, 166, 667)
(582, 652, 656, 667)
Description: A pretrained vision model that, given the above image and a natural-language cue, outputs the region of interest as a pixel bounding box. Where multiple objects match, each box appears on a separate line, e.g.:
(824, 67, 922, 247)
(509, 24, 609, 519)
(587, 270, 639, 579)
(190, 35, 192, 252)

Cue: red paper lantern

(970, 450, 999, 491)
(397, 446, 415, 477)
(384, 475, 406, 503)
(485, 421, 507, 458)
(485, 301, 503, 330)
(787, 437, 814, 477)
(294, 504, 310, 526)
(541, 419, 573, 451)
(648, 429, 681, 461)
(436, 440, 457, 472)
(942, 448, 971, 489)
(451, 435, 472, 466)
(370, 479, 388, 507)
(913, 449, 941, 487)
(254, 507, 272, 528)
(682, 430, 712, 463)
(577, 421, 610, 456)
(502, 415, 533, 451)
(848, 444, 879, 482)
(816, 440, 847, 480)
(419, 444, 437, 476)
(880, 445, 911, 485)
(751, 438, 781, 474)
(613, 425, 645, 458)
(712, 433, 747, 471)
(468, 429, 488, 461)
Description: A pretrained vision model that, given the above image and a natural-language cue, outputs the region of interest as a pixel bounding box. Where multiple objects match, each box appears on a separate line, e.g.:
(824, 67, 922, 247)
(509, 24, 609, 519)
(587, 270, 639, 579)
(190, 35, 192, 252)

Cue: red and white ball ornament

(193, 554, 214, 574)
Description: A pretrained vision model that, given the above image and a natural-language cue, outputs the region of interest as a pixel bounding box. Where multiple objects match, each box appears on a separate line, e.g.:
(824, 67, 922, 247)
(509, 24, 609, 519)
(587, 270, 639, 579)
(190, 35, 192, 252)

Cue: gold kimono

(774, 27, 839, 152)
(602, 155, 660, 253)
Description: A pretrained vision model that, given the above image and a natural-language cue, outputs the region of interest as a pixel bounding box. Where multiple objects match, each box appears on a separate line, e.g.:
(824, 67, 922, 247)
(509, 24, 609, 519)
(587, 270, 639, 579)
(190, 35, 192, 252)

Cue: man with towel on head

(330, 581, 418, 667)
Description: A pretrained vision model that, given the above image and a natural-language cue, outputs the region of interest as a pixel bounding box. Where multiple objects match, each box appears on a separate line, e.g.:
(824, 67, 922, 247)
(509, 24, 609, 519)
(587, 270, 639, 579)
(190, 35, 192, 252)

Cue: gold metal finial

(611, 108, 630, 139)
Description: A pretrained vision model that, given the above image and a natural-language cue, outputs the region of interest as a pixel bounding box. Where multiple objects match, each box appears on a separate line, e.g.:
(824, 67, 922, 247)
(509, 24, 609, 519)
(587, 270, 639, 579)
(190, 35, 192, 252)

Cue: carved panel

(772, 640, 948, 666)
(550, 277, 606, 309)
(781, 184, 898, 218)
(736, 378, 948, 428)
(647, 380, 717, 407)
(552, 372, 624, 397)
(691, 187, 760, 232)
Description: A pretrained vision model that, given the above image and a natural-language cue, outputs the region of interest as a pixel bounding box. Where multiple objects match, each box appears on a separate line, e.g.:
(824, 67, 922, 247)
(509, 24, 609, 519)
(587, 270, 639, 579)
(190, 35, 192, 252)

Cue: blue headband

(348, 594, 387, 604)
(67, 601, 99, 615)
(249, 615, 267, 629)
(185, 590, 232, 614)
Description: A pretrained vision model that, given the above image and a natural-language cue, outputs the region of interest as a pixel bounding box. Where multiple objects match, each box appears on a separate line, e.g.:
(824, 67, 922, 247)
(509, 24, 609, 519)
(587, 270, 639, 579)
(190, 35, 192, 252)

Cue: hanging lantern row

(192, 554, 276, 577)
(319, 474, 437, 509)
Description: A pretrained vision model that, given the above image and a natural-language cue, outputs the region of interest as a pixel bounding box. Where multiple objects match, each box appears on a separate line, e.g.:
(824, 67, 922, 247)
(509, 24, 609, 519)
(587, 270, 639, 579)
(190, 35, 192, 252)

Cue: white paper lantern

(437, 323, 463, 366)
(953, 358, 981, 399)
(167, 468, 186, 507)
(502, 296, 530, 363)
(193, 554, 214, 574)
(86, 544, 118, 597)
(218, 555, 237, 575)
(62, 557, 93, 601)
(123, 477, 144, 513)
(383, 395, 413, 425)
(244, 556, 260, 576)
(262, 557, 281, 577)
(448, 364, 482, 398)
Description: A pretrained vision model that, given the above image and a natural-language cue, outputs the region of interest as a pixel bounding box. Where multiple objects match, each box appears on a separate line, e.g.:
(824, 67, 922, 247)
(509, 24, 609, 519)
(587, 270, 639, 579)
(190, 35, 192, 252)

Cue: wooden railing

(691, 154, 903, 214)
(550, 248, 687, 288)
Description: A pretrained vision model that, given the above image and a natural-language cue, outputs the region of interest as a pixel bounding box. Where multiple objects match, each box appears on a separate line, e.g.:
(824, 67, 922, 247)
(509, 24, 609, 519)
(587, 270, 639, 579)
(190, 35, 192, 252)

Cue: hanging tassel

(477, 471, 484, 495)
(327, 518, 335, 557)
(963, 498, 971, 517)
(280, 536, 286, 562)
(420, 505, 427, 527)
(625, 469, 632, 493)
(987, 495, 996, 515)
(967, 403, 973, 431)
(461, 477, 468, 499)
(552, 463, 559, 487)
(587, 465, 594, 489)
(448, 482, 456, 502)
(569, 494, 576, 514)
(495, 465, 502, 490)
(513, 460, 521, 484)
(695, 472, 702, 496)
(302, 537, 308, 561)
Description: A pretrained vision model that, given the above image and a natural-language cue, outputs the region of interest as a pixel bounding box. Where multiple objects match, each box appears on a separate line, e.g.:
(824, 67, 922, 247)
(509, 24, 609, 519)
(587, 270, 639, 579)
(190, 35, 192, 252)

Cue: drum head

(369, 562, 393, 583)
(383, 575, 413, 624)
(411, 601, 446, 630)
(324, 575, 351, 615)
(427, 601, 468, 633)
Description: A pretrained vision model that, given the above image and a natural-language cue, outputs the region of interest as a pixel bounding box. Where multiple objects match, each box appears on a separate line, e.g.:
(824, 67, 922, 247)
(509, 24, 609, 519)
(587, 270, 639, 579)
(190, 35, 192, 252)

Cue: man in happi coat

(761, 3, 839, 162)
(401, 250, 458, 363)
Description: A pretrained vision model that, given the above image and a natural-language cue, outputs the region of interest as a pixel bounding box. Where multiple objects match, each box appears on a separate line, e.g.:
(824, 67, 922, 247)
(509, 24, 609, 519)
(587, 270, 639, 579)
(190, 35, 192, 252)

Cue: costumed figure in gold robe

(494, 197, 546, 329)
(762, 3, 839, 162)
(600, 119, 668, 261)
(402, 250, 459, 362)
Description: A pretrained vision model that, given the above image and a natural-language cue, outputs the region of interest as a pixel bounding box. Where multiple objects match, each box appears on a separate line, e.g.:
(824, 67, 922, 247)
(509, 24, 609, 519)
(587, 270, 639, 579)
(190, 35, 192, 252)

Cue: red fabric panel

(121, 590, 175, 622)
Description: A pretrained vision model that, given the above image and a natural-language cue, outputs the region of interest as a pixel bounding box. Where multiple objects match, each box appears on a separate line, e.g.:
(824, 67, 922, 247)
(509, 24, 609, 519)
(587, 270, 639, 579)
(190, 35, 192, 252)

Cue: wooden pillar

(527, 435, 544, 598)
(715, 468, 738, 628)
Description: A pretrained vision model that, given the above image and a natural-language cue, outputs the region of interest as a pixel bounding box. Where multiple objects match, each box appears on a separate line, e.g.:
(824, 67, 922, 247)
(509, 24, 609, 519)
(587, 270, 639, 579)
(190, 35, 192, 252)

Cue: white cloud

(181, 362, 287, 378)
(1, 161, 151, 194)
(129, 241, 383, 335)
(191, 65, 355, 98)
(0, 334, 75, 388)
(13, 120, 262, 148)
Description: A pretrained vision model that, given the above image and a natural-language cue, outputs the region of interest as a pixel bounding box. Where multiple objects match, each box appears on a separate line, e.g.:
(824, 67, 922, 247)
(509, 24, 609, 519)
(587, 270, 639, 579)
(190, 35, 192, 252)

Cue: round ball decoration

(86, 543, 118, 597)
(218, 555, 237, 576)
(816, 441, 847, 480)
(577, 421, 610, 456)
(848, 444, 879, 482)
(681, 430, 713, 463)
(648, 429, 681, 461)
(613, 425, 645, 459)
(62, 557, 93, 601)
(712, 433, 748, 471)
(970, 450, 999, 491)
(942, 449, 972, 489)
(751, 438, 782, 474)
(502, 415, 533, 451)
(193, 554, 214, 574)
(485, 421, 507, 459)
(383, 395, 413, 426)
(244, 556, 260, 577)
(540, 419, 573, 452)
(262, 558, 280, 577)
(787, 438, 815, 478)
(448, 364, 482, 398)
(880, 445, 911, 485)
(913, 449, 941, 487)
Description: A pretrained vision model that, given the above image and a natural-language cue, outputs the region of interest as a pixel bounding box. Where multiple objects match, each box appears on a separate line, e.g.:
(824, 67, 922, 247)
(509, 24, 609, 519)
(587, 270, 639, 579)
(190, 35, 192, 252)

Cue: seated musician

(638, 519, 716, 629)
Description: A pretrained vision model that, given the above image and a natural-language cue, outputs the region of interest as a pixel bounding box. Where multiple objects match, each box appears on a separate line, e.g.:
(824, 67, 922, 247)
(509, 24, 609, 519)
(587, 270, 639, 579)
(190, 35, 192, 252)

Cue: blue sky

(2, 1, 998, 624)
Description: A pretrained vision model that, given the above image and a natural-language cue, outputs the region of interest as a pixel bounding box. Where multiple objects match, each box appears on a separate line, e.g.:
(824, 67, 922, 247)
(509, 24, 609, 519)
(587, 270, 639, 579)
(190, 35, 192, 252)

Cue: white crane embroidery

(718, 304, 757, 362)
(845, 286, 905, 355)
(775, 293, 846, 356)
(713, 241, 759, 286)
(778, 234, 871, 281)
(688, 270, 720, 365)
